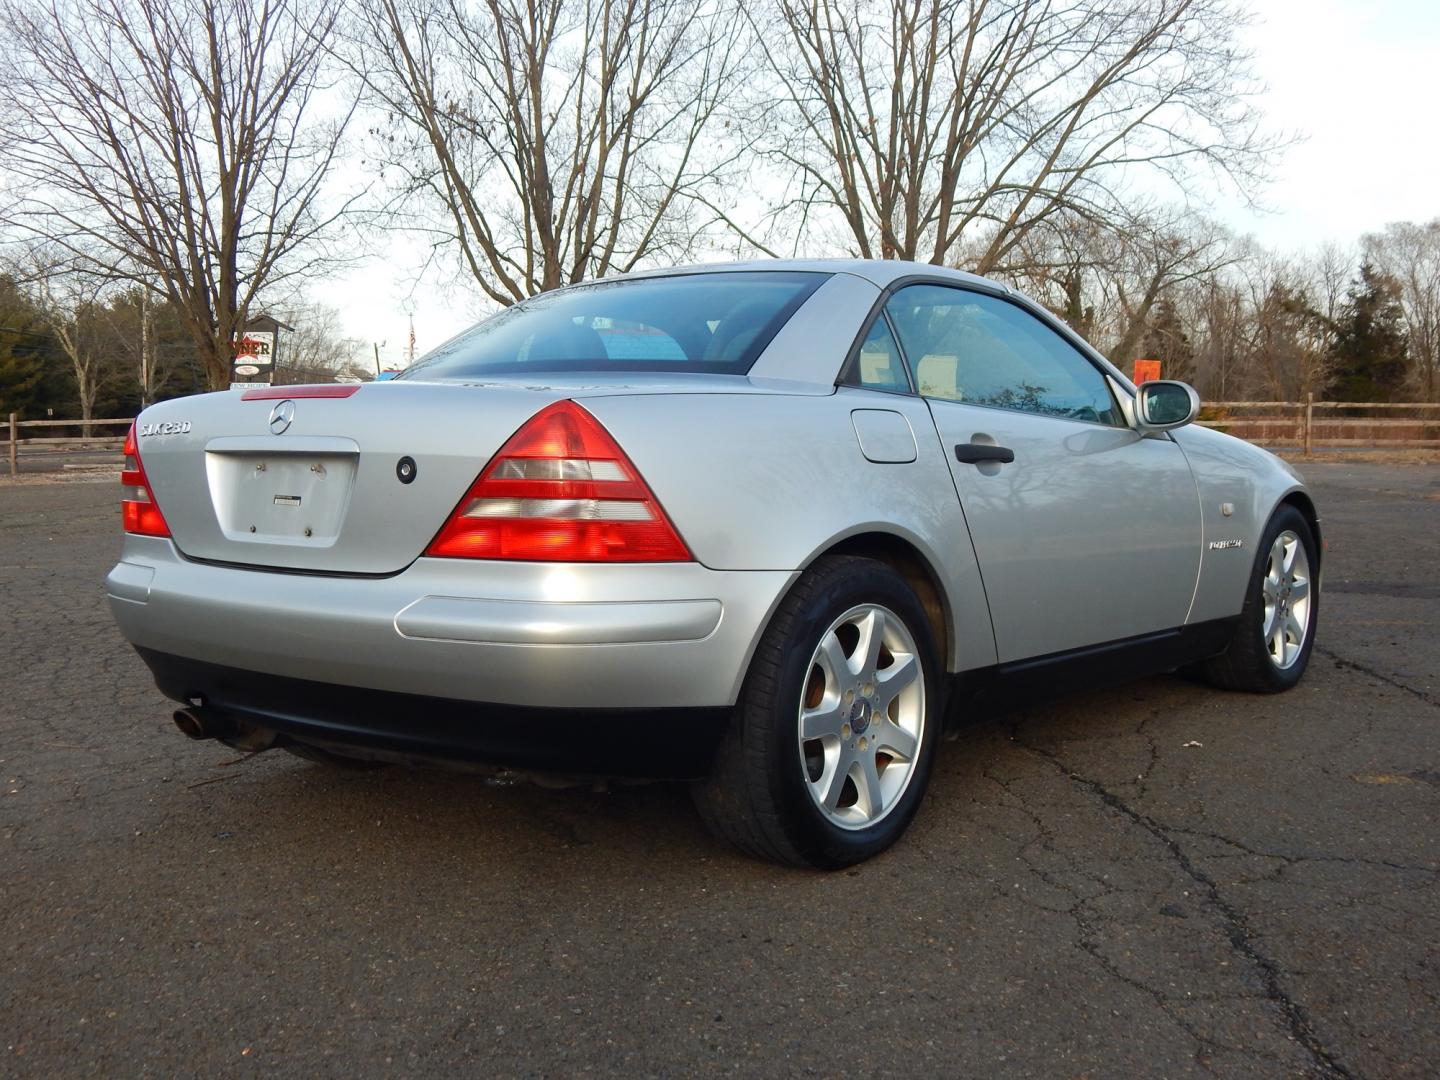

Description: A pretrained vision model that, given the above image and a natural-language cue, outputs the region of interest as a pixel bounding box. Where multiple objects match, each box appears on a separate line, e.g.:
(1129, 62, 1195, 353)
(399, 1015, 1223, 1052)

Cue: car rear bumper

(107, 536, 797, 710)
(136, 647, 730, 778)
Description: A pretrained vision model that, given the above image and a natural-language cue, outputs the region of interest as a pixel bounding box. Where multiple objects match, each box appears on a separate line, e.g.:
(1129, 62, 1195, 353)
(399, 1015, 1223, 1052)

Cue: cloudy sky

(316, 0, 1440, 369)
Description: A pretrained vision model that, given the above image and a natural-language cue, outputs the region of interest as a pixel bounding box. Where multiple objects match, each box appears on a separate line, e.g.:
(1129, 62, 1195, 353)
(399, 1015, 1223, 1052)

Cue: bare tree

(347, 0, 747, 304)
(1000, 214, 1108, 338)
(1103, 213, 1234, 366)
(273, 300, 365, 382)
(1006, 207, 1233, 364)
(1245, 267, 1322, 402)
(749, 0, 1274, 272)
(1187, 276, 1247, 400)
(1178, 249, 1340, 403)
(37, 292, 110, 422)
(0, 0, 353, 390)
(99, 287, 197, 405)
(21, 254, 125, 421)
(1364, 220, 1440, 401)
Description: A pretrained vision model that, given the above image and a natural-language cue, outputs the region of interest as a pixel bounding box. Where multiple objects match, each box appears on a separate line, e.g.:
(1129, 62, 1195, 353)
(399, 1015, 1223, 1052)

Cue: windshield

(400, 271, 828, 379)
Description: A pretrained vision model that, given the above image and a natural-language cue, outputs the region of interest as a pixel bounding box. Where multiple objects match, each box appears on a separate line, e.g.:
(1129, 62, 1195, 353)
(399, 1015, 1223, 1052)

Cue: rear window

(401, 271, 828, 378)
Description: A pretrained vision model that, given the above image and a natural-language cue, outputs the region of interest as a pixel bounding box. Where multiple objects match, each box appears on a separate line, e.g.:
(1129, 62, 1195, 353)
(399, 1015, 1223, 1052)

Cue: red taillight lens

(425, 400, 692, 562)
(121, 422, 170, 537)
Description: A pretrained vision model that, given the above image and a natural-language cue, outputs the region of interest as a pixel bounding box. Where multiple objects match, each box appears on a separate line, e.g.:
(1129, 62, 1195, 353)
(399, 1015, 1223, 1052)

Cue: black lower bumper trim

(136, 647, 730, 780)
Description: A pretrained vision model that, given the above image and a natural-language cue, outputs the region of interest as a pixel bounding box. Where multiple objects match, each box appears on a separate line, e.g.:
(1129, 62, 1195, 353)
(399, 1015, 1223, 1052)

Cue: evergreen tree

(0, 329, 47, 417)
(1330, 264, 1410, 401)
(1141, 297, 1195, 382)
(0, 275, 67, 419)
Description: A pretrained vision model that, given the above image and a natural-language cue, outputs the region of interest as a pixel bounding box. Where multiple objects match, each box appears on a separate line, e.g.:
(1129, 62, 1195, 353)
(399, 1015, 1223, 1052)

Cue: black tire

(283, 742, 386, 770)
(1199, 504, 1319, 693)
(692, 555, 942, 869)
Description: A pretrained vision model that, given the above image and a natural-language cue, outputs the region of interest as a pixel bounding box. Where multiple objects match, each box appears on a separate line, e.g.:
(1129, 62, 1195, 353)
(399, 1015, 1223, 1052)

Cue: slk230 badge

(139, 421, 191, 437)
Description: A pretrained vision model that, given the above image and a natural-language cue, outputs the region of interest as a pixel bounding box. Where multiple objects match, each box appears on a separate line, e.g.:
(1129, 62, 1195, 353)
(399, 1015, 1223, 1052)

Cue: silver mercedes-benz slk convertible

(108, 260, 1320, 867)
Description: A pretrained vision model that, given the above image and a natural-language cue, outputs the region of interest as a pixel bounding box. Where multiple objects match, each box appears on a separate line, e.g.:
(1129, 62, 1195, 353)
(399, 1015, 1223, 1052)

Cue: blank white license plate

(205, 450, 358, 544)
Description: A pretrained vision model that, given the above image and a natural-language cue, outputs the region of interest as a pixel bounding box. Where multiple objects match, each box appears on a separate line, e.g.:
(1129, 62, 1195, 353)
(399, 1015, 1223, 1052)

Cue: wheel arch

(802, 530, 953, 673)
(1278, 489, 1322, 572)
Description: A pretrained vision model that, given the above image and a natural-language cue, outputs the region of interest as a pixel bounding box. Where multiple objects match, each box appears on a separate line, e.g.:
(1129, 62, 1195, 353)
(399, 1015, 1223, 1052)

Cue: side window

(846, 315, 911, 393)
(885, 285, 1122, 426)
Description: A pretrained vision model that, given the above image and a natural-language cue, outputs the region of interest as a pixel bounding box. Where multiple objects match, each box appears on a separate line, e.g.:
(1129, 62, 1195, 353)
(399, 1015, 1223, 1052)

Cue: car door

(884, 283, 1202, 663)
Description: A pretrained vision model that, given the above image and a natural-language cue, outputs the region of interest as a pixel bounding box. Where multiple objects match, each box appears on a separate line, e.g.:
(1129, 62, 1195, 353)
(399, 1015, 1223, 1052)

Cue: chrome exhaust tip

(172, 707, 206, 739)
(172, 706, 233, 741)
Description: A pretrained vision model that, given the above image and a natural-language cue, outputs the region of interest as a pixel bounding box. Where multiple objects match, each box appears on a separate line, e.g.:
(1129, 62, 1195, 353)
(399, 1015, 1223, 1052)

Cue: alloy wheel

(796, 604, 926, 830)
(1261, 529, 1312, 669)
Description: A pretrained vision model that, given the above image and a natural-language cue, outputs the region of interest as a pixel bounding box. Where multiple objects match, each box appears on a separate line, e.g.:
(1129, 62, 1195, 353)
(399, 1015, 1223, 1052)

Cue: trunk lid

(135, 381, 575, 574)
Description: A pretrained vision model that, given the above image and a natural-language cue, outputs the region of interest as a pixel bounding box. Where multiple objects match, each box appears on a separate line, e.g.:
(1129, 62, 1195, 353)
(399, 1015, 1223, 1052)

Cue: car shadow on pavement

(162, 669, 1212, 884)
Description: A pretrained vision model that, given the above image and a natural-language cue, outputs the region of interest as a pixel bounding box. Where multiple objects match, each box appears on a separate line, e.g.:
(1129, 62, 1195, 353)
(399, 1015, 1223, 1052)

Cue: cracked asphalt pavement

(2, 462, 1437, 1077)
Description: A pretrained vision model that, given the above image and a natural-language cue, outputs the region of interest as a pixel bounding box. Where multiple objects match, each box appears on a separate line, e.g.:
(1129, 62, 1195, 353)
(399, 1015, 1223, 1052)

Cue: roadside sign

(1133, 359, 1162, 384)
(232, 330, 276, 385)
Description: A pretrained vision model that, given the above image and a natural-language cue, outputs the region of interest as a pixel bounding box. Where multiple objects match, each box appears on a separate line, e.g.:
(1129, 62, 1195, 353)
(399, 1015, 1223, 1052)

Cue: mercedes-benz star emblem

(268, 399, 296, 435)
(848, 698, 872, 735)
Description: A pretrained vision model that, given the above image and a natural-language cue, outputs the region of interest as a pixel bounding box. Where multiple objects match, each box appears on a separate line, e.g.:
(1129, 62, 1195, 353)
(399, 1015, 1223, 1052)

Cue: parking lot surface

(2, 462, 1437, 1077)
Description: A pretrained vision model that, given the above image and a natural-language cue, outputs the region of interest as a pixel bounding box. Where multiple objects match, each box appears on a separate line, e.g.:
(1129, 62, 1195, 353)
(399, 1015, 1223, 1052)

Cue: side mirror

(1134, 380, 1200, 432)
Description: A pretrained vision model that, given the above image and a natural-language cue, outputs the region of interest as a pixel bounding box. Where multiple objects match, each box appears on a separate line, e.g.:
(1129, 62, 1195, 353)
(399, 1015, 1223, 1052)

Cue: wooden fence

(1197, 398, 1440, 455)
(6, 414, 132, 476)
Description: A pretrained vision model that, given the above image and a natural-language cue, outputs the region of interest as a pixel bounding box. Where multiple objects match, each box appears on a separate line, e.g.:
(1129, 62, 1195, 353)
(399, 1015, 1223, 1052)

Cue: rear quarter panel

(580, 388, 998, 672)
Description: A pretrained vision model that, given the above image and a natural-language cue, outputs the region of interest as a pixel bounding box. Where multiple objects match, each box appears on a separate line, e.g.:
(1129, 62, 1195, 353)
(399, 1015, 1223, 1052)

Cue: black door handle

(955, 442, 1015, 465)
